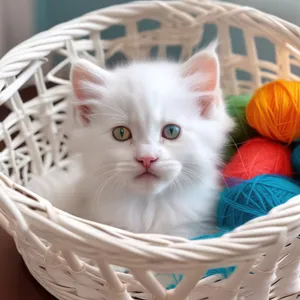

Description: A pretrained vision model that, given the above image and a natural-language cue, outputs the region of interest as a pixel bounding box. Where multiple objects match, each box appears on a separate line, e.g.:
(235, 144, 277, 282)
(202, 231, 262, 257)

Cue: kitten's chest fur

(27, 159, 220, 238)
(79, 172, 219, 238)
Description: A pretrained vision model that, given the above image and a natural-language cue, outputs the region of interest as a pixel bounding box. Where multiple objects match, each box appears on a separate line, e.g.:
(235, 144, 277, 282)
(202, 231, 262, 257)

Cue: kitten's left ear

(181, 42, 220, 117)
(70, 59, 110, 125)
(182, 42, 219, 91)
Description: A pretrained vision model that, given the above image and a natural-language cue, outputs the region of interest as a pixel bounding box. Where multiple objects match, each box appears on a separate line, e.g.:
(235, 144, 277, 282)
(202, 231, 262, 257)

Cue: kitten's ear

(182, 42, 219, 91)
(181, 42, 220, 117)
(70, 59, 110, 125)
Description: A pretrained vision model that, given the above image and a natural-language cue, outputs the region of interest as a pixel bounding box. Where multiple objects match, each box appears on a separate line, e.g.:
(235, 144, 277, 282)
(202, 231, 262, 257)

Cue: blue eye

(162, 124, 181, 140)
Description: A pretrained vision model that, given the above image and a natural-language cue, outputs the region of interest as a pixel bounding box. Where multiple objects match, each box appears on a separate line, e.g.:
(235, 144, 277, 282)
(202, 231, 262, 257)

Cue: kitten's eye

(162, 124, 181, 140)
(112, 126, 132, 141)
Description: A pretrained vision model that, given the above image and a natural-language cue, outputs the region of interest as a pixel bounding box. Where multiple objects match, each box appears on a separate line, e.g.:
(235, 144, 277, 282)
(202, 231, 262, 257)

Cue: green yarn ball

(223, 144, 237, 163)
(226, 94, 257, 145)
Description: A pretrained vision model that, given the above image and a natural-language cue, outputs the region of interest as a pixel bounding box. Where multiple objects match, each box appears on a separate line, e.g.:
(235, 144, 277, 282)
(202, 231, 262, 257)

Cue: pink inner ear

(182, 51, 219, 118)
(196, 56, 218, 92)
(78, 105, 92, 125)
(197, 95, 215, 117)
(72, 63, 104, 101)
(71, 60, 105, 125)
(183, 53, 219, 92)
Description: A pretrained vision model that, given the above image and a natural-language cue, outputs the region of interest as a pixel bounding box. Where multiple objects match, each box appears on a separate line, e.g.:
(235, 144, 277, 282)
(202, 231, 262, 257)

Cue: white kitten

(28, 45, 234, 238)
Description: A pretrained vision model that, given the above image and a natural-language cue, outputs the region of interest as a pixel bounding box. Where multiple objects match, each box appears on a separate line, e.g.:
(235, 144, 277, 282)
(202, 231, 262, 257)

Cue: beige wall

(0, 0, 33, 58)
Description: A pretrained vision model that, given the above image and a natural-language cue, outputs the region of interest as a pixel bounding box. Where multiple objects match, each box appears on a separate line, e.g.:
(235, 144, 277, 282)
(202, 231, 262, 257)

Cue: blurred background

(0, 0, 299, 59)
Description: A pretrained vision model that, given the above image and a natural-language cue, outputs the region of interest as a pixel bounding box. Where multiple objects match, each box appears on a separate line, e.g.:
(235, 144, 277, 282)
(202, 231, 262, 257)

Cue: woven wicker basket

(1, 1, 300, 299)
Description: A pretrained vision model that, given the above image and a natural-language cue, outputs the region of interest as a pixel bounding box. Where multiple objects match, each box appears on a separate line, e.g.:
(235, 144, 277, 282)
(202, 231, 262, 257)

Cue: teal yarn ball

(192, 230, 236, 279)
(292, 144, 300, 174)
(217, 174, 300, 229)
(165, 230, 235, 287)
(169, 174, 300, 286)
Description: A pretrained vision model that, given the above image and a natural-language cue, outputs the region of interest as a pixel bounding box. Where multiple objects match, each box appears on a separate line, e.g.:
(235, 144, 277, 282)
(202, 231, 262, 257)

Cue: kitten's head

(70, 45, 234, 197)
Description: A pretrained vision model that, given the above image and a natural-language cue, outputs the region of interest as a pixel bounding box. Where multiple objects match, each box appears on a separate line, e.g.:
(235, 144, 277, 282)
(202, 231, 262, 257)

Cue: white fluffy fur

(27, 46, 234, 238)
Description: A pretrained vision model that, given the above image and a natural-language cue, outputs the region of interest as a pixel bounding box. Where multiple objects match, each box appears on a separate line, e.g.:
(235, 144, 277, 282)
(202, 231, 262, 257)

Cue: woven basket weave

(1, 1, 300, 299)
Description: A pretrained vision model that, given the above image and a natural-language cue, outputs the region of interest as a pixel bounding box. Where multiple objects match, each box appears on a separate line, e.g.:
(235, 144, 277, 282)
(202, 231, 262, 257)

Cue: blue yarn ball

(217, 174, 300, 230)
(292, 144, 300, 174)
(167, 230, 235, 285)
(175, 174, 300, 284)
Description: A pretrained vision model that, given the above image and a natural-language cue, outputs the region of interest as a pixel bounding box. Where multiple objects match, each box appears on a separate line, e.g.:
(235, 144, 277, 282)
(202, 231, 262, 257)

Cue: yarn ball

(217, 174, 300, 229)
(223, 177, 244, 188)
(222, 137, 293, 180)
(291, 144, 300, 174)
(223, 144, 237, 163)
(246, 80, 300, 144)
(226, 94, 257, 144)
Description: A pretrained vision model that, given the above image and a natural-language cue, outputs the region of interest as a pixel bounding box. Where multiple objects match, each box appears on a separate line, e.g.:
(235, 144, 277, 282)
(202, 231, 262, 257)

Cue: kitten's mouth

(135, 170, 159, 180)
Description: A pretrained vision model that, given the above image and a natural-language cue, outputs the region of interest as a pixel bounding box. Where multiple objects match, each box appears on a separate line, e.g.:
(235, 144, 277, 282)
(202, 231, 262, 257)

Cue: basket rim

(0, 0, 300, 267)
(1, 172, 300, 269)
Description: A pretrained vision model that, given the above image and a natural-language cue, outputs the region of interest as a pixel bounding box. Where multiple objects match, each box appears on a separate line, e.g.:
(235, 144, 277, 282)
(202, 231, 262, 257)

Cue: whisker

(171, 175, 182, 193)
(93, 172, 118, 210)
(177, 173, 192, 190)
(217, 171, 230, 188)
(95, 169, 116, 180)
(182, 168, 202, 181)
(117, 173, 129, 198)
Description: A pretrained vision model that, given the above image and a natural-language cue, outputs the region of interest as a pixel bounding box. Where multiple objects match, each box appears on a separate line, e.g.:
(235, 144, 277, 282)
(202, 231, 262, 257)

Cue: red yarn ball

(222, 137, 293, 180)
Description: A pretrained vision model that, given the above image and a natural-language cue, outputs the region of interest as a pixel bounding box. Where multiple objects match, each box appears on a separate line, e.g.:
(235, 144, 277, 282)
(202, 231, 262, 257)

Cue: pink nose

(136, 156, 158, 168)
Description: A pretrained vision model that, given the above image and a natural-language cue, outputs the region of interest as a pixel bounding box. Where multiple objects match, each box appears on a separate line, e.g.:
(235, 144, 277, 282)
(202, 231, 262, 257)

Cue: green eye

(112, 126, 132, 141)
(162, 124, 181, 140)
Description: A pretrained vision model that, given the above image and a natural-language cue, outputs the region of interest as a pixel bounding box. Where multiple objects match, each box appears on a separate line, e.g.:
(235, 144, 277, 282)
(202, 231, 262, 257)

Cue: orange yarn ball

(246, 80, 300, 143)
(222, 137, 293, 180)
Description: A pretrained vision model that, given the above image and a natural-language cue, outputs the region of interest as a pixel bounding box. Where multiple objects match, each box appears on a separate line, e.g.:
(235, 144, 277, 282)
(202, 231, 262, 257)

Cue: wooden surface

(0, 85, 55, 299)
(0, 228, 54, 299)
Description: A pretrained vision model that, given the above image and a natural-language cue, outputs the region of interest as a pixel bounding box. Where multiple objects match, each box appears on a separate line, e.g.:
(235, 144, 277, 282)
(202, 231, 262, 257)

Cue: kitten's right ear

(70, 59, 110, 125)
